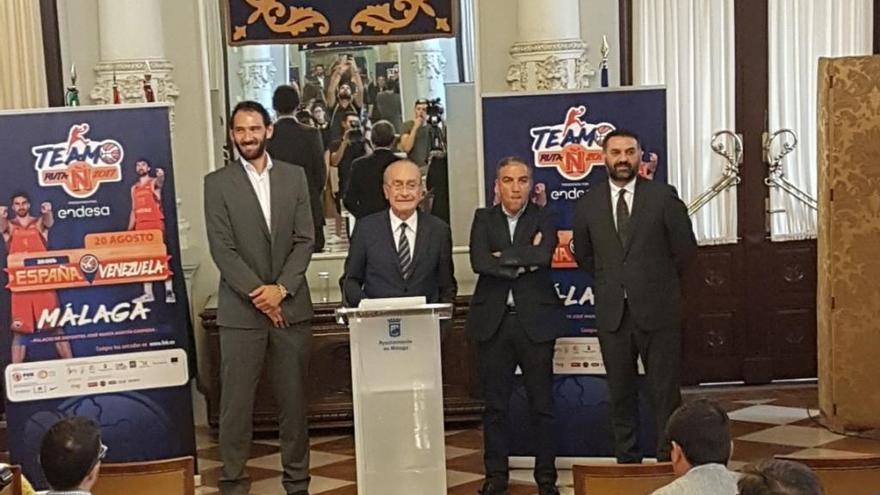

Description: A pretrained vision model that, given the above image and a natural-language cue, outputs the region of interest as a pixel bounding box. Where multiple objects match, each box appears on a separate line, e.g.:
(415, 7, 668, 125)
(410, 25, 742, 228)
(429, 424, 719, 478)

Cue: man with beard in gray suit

(205, 101, 314, 495)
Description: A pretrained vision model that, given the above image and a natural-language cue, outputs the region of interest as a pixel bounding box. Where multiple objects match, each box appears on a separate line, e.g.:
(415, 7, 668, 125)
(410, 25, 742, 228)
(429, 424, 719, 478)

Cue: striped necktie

(397, 223, 413, 280)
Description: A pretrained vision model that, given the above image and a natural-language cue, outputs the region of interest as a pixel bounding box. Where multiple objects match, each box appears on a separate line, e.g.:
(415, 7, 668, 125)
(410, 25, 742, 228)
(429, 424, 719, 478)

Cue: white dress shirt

(502, 203, 527, 306)
(389, 209, 418, 251)
(240, 155, 273, 230)
(650, 463, 740, 495)
(609, 176, 636, 230)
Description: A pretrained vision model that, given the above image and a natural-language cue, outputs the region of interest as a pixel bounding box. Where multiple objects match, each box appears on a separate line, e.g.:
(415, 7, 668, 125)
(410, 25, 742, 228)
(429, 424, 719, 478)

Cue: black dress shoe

(477, 480, 507, 495)
(537, 484, 560, 495)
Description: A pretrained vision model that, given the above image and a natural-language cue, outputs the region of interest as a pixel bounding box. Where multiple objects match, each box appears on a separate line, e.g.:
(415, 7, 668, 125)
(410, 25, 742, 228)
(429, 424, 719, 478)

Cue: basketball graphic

(33, 124, 124, 198)
(100, 142, 122, 164)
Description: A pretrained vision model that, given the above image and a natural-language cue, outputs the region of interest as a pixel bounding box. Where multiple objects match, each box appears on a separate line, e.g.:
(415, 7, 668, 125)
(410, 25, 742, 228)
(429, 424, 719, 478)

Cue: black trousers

(597, 302, 681, 463)
(479, 311, 556, 486)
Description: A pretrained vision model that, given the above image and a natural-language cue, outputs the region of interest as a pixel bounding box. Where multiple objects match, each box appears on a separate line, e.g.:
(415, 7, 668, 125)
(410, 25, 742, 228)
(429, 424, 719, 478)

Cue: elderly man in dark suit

(205, 101, 314, 495)
(343, 120, 399, 219)
(466, 157, 567, 495)
(573, 128, 697, 464)
(342, 160, 456, 306)
(267, 85, 327, 252)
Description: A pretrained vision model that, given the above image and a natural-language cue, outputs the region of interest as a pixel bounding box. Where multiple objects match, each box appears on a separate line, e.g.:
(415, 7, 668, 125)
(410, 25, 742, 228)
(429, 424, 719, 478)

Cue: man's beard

(607, 160, 636, 182)
(136, 169, 148, 176)
(235, 138, 267, 161)
(15, 209, 28, 218)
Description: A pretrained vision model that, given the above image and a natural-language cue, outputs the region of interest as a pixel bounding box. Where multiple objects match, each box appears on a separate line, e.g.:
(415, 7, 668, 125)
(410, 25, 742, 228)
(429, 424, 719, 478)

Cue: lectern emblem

(388, 318, 401, 338)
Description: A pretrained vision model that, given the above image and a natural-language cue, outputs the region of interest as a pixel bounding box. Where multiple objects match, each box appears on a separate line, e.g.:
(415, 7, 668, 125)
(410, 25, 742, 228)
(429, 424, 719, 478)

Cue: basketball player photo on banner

(0, 104, 195, 487)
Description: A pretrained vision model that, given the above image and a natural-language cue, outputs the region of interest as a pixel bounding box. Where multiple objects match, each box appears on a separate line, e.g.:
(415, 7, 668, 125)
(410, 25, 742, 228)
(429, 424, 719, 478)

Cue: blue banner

(226, 0, 457, 46)
(0, 105, 195, 485)
(481, 88, 667, 457)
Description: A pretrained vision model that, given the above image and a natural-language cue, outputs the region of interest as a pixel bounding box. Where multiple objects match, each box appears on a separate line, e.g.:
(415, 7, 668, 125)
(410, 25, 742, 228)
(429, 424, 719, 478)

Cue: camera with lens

(425, 98, 444, 127)
(345, 118, 364, 143)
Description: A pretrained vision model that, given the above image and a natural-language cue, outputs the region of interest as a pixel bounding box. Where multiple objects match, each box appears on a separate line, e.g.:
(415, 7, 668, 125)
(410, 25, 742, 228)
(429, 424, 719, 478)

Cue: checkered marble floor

(194, 383, 880, 495)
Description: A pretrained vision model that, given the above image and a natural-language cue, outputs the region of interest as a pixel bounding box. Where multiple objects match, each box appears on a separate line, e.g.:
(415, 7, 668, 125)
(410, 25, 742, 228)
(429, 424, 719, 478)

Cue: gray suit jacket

(204, 159, 314, 328)
(573, 177, 697, 333)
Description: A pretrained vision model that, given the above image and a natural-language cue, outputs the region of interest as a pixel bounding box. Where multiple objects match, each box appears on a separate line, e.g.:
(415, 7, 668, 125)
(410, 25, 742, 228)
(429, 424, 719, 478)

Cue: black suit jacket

(342, 210, 457, 306)
(343, 148, 398, 219)
(267, 118, 326, 229)
(465, 204, 568, 343)
(573, 177, 697, 333)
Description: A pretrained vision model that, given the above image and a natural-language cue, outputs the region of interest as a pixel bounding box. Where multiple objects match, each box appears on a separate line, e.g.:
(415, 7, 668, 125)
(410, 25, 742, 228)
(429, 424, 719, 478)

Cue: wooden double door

(668, 0, 869, 384)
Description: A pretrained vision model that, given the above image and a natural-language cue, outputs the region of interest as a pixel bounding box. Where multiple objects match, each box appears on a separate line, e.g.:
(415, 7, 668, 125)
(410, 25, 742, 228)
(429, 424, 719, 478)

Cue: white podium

(336, 298, 453, 495)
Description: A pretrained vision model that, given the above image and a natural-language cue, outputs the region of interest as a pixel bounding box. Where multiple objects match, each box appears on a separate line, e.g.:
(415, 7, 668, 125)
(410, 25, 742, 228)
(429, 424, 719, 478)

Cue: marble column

(506, 0, 595, 91)
(90, 0, 179, 105)
(409, 39, 448, 108)
(236, 45, 276, 114)
(89, 0, 191, 253)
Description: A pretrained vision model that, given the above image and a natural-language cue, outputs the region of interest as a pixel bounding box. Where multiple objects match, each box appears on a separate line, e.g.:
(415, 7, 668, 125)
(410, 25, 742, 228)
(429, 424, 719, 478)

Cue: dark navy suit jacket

(342, 209, 457, 306)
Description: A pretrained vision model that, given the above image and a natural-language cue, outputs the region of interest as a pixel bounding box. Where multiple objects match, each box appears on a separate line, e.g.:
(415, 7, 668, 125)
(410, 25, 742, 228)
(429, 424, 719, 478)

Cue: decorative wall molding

(237, 59, 277, 103)
(411, 51, 447, 81)
(90, 59, 179, 106)
(409, 41, 447, 104)
(509, 39, 588, 55)
(507, 38, 595, 91)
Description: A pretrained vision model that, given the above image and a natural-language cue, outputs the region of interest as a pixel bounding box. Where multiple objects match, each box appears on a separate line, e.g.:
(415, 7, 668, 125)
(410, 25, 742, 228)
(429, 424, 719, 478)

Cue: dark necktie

(397, 223, 413, 280)
(616, 189, 630, 246)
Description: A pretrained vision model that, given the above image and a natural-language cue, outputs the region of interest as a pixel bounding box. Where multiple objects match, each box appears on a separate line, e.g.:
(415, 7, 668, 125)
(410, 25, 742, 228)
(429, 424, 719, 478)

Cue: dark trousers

(479, 311, 556, 487)
(597, 302, 681, 463)
(218, 322, 312, 495)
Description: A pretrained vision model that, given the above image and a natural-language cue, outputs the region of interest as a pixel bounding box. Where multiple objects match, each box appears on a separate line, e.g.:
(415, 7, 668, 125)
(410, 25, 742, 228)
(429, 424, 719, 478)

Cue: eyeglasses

(387, 182, 420, 192)
(89, 443, 108, 471)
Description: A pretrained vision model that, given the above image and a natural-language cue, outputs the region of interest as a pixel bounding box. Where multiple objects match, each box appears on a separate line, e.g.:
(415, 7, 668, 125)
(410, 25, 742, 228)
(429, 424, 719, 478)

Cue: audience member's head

(384, 79, 400, 94)
(371, 120, 396, 148)
(665, 399, 732, 475)
(309, 100, 327, 125)
(272, 85, 301, 116)
(40, 416, 106, 492)
(414, 98, 428, 120)
(737, 459, 823, 495)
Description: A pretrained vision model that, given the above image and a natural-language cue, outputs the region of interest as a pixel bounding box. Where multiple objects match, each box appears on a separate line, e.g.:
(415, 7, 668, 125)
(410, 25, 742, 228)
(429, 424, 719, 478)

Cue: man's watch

(277, 284, 289, 299)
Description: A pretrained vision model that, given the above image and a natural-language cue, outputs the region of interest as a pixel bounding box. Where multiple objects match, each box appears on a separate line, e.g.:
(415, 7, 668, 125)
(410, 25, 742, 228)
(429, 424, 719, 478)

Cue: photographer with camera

(326, 55, 364, 143)
(399, 99, 432, 170)
(400, 98, 450, 222)
(329, 111, 372, 225)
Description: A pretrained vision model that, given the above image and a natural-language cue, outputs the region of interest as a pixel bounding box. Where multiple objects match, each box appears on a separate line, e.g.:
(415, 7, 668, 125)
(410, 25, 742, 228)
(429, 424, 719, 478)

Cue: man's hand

(249, 285, 284, 313)
(263, 306, 287, 328)
(532, 232, 542, 246)
(155, 168, 165, 178)
(0, 206, 7, 217)
(41, 202, 52, 214)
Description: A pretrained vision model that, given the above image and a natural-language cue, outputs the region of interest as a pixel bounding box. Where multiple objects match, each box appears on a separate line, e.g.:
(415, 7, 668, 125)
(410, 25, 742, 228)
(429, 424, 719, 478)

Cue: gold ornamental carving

(351, 0, 450, 35)
(233, 0, 330, 41)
